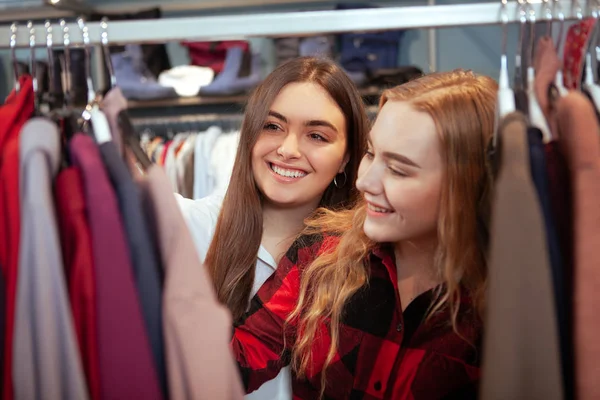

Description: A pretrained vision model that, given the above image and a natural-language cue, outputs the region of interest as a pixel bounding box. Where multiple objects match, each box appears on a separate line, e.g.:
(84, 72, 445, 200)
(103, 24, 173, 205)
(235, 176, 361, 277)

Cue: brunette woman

(232, 70, 497, 399)
(177, 56, 369, 400)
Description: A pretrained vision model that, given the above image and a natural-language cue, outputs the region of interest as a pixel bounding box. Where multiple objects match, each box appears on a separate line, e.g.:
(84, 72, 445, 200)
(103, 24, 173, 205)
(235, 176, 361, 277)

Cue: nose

(276, 132, 301, 160)
(356, 159, 384, 195)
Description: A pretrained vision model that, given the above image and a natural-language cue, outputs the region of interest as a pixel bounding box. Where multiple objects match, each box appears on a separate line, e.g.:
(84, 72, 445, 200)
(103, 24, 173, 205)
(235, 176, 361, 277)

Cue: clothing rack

(0, 0, 593, 47)
(132, 113, 245, 137)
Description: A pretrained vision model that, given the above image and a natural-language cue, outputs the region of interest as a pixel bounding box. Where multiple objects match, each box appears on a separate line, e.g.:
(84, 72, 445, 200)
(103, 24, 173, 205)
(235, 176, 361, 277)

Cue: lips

(367, 202, 393, 213)
(269, 162, 308, 178)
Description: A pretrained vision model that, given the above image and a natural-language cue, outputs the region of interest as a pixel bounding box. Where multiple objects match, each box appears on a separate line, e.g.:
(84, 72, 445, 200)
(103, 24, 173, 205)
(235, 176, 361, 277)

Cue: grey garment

(481, 112, 563, 400)
(14, 117, 89, 400)
(98, 141, 166, 396)
(101, 87, 128, 156)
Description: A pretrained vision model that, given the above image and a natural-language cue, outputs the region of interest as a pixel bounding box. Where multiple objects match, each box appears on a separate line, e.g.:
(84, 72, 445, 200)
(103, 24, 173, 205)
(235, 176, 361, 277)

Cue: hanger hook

(76, 17, 95, 104)
(60, 19, 72, 105)
(500, 0, 509, 58)
(573, 0, 583, 19)
(27, 20, 39, 107)
(527, 0, 536, 70)
(45, 20, 56, 97)
(100, 18, 117, 89)
(544, 0, 554, 37)
(553, 0, 565, 53)
(9, 22, 20, 93)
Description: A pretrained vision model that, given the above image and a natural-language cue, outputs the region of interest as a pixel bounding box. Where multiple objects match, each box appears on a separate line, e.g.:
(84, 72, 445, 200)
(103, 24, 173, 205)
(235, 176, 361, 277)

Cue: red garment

(232, 234, 482, 399)
(181, 41, 249, 73)
(158, 140, 172, 166)
(55, 167, 101, 400)
(563, 18, 597, 90)
(0, 76, 34, 400)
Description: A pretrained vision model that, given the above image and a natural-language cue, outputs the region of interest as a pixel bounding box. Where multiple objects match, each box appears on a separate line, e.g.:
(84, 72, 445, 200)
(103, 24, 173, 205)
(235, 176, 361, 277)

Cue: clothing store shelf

(127, 94, 249, 110)
(0, 0, 590, 47)
(93, 0, 334, 14)
(126, 87, 382, 110)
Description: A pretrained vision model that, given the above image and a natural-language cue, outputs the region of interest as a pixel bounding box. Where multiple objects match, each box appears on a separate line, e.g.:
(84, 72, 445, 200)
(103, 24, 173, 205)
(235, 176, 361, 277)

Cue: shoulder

(176, 192, 224, 225)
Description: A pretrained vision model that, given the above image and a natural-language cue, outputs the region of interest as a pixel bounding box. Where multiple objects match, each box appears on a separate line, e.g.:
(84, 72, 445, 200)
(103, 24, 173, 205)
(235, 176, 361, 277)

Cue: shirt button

(396, 322, 403, 332)
(374, 381, 382, 391)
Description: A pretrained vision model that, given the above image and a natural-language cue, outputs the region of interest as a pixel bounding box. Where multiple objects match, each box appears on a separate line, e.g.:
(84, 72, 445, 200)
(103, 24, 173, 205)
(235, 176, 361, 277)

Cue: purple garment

(69, 134, 162, 400)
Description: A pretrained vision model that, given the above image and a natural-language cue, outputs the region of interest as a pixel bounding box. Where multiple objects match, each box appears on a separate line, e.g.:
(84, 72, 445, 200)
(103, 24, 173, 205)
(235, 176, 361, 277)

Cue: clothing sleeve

(231, 234, 325, 394)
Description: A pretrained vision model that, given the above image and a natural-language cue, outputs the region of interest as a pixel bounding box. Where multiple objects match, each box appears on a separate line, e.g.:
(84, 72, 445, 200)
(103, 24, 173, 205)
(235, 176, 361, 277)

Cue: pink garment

(101, 87, 128, 157)
(556, 92, 600, 400)
(139, 165, 244, 400)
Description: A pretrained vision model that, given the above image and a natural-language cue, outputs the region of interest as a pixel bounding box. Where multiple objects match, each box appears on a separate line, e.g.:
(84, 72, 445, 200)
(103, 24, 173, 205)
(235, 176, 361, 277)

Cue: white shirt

(193, 126, 222, 200)
(176, 193, 293, 400)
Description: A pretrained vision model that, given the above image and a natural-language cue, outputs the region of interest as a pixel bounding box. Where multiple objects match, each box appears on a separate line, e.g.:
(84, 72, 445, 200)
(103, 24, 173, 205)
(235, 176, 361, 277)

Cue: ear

(339, 152, 350, 174)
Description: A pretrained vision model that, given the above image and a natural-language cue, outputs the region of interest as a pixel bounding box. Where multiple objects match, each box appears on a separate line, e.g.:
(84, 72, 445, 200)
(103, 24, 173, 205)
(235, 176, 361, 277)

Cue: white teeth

(368, 203, 391, 213)
(271, 164, 307, 178)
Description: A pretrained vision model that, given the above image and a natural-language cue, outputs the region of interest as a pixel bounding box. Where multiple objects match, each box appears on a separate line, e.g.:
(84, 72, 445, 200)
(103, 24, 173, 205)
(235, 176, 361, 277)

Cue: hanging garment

(101, 87, 128, 157)
(98, 141, 166, 396)
(0, 268, 5, 394)
(528, 127, 570, 398)
(533, 36, 560, 129)
(193, 126, 221, 199)
(555, 92, 600, 400)
(0, 75, 34, 400)
(69, 134, 162, 400)
(210, 131, 240, 195)
(13, 118, 89, 400)
(175, 135, 196, 199)
(563, 18, 597, 90)
(176, 192, 293, 400)
(164, 133, 188, 193)
(140, 166, 244, 400)
(481, 112, 563, 400)
(55, 167, 101, 400)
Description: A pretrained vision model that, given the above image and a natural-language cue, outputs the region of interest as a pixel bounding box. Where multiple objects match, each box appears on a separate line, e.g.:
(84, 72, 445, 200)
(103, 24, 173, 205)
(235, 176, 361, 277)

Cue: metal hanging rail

(0, 0, 592, 47)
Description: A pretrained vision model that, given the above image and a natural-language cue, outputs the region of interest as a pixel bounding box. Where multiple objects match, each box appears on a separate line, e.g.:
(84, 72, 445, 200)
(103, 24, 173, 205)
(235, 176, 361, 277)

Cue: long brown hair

(289, 69, 497, 395)
(205, 57, 369, 321)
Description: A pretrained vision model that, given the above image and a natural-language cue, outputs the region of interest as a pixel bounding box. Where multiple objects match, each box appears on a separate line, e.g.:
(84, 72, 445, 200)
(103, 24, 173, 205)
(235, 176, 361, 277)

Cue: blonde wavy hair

(287, 69, 498, 396)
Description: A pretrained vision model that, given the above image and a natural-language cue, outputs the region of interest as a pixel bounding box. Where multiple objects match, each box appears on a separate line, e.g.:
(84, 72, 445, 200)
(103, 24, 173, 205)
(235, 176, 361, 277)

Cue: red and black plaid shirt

(232, 234, 482, 399)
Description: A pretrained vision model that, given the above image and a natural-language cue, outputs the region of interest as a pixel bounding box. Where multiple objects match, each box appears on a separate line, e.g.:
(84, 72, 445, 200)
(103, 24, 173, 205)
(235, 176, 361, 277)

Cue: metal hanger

(43, 20, 63, 112)
(27, 20, 40, 112)
(495, 0, 516, 147)
(9, 22, 20, 93)
(551, 0, 568, 96)
(515, 0, 529, 91)
(77, 17, 95, 105)
(526, 1, 553, 142)
(60, 19, 73, 107)
(77, 17, 113, 145)
(100, 18, 117, 90)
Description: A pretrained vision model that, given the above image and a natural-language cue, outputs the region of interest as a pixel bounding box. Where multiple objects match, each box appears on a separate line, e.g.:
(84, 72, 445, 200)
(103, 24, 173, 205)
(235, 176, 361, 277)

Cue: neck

(261, 199, 321, 261)
(394, 236, 441, 309)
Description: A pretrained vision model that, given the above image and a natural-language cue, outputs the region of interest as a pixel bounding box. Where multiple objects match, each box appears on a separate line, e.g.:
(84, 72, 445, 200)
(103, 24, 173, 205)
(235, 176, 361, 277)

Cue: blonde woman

(231, 70, 497, 399)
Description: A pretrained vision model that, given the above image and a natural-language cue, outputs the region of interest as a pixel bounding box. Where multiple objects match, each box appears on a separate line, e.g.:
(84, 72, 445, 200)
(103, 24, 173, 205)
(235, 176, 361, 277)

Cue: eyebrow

(382, 151, 421, 168)
(268, 110, 339, 133)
